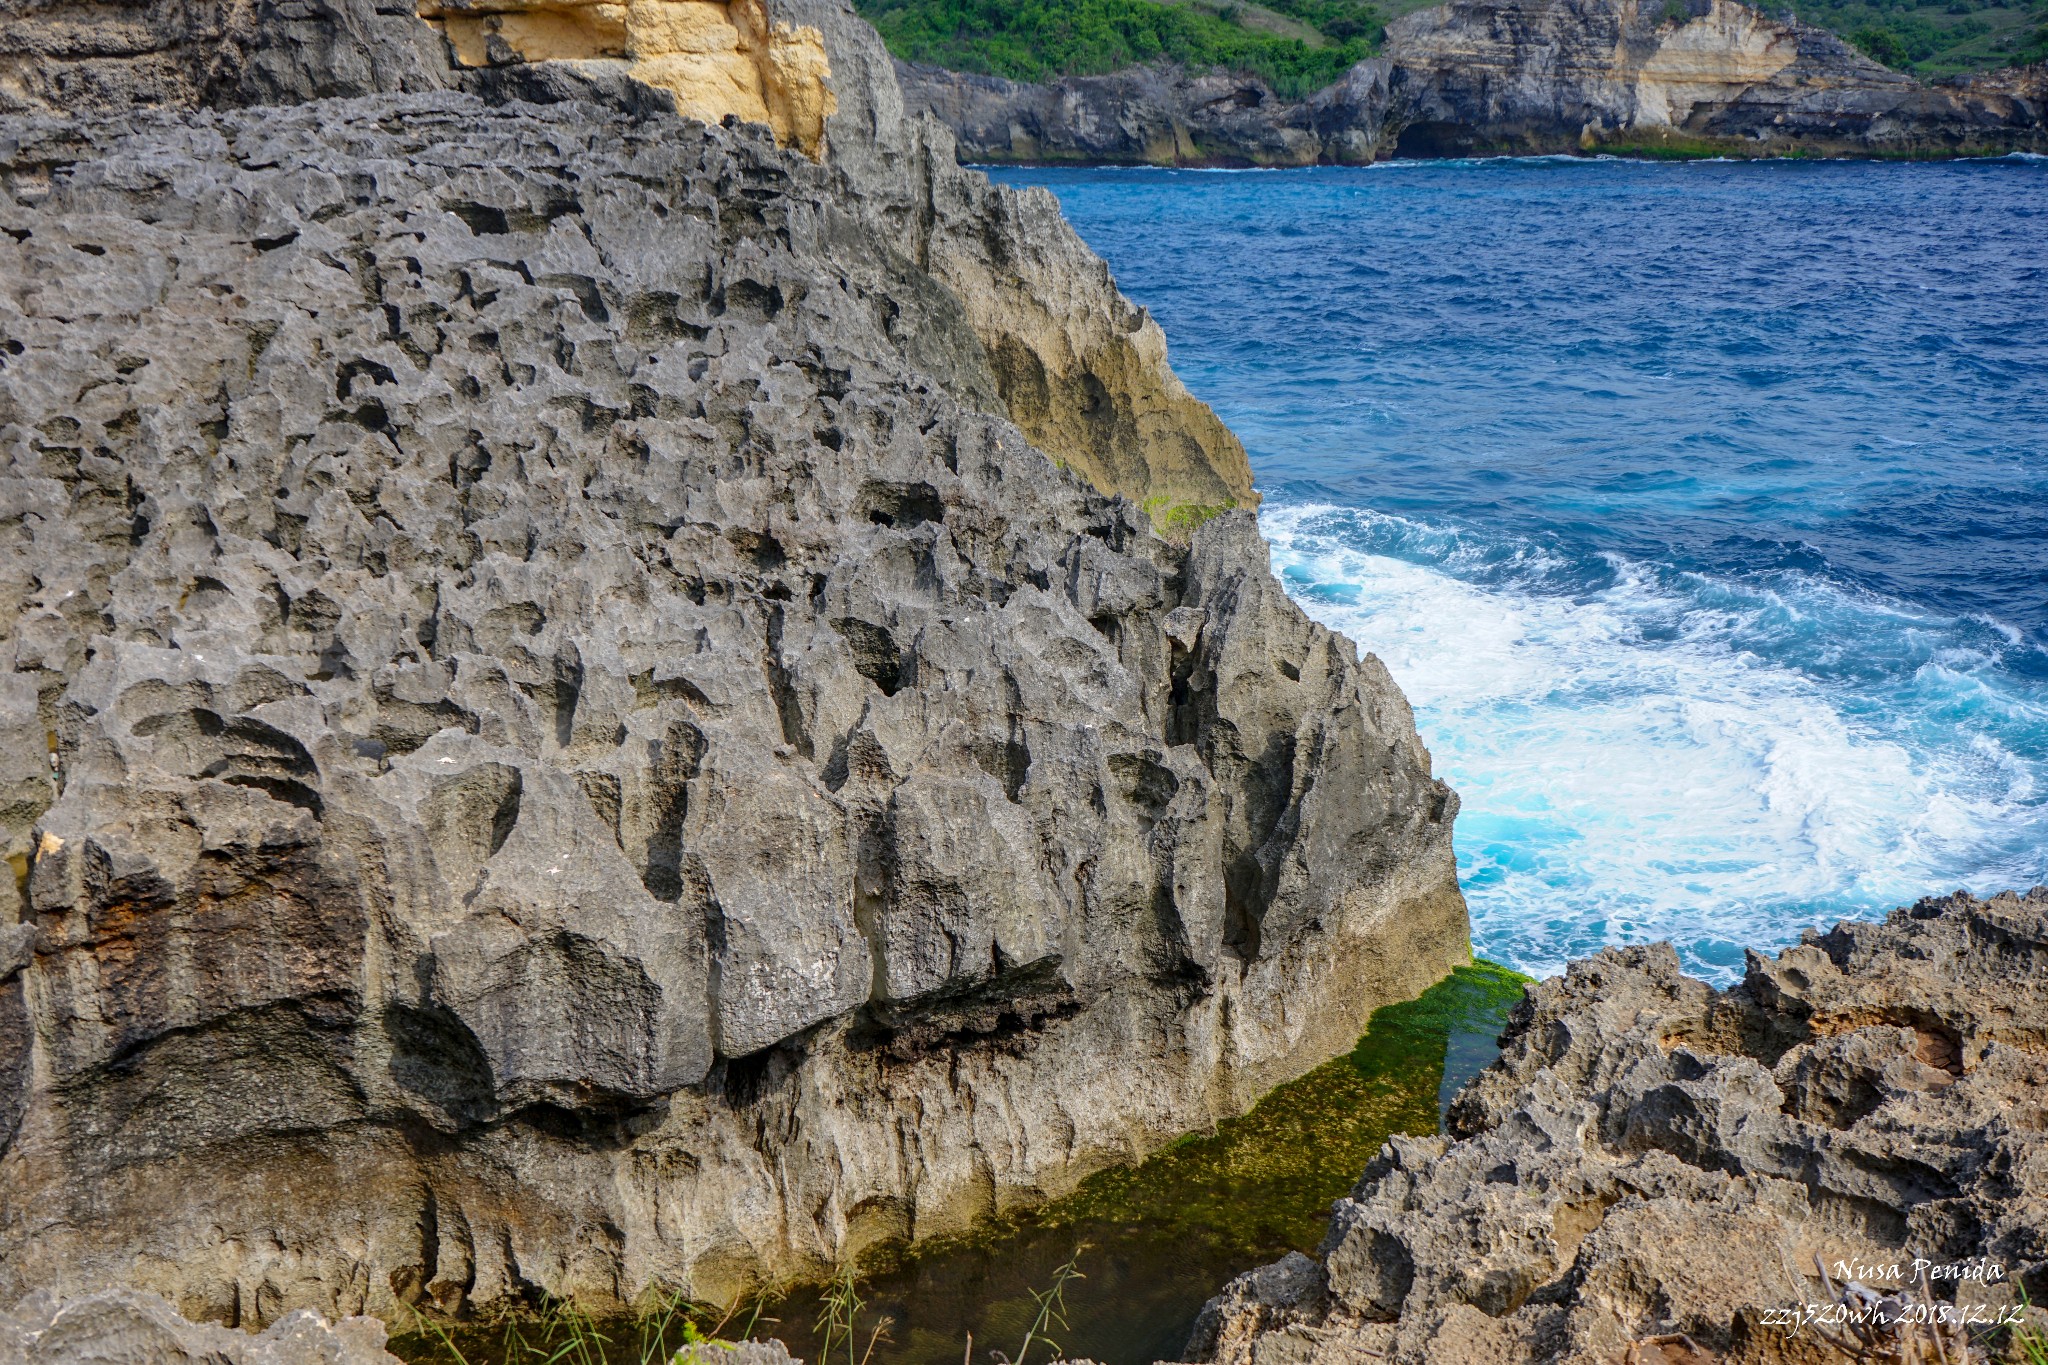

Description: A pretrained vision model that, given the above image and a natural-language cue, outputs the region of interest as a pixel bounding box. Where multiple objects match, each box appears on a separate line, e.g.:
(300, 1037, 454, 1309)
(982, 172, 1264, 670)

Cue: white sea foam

(1262, 503, 2048, 981)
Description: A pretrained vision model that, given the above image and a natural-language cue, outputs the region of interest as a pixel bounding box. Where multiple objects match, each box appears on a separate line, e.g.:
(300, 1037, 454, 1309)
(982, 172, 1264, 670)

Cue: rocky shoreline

(3, 0, 2042, 1359)
(897, 0, 2048, 165)
(1189, 889, 2048, 1365)
(6, 890, 2044, 1362)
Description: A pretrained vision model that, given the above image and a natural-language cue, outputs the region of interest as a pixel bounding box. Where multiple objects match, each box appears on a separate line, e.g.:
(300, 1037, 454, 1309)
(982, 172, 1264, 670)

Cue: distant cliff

(898, 0, 2048, 162)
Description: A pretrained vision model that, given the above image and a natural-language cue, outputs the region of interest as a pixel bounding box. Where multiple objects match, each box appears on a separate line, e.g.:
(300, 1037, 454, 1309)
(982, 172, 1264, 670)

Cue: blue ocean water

(994, 158, 2048, 982)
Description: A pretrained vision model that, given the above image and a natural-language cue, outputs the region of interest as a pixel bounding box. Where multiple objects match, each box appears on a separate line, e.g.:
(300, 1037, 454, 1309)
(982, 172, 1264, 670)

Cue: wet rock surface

(896, 0, 2047, 165)
(0, 0, 1464, 1330)
(1185, 889, 2048, 1364)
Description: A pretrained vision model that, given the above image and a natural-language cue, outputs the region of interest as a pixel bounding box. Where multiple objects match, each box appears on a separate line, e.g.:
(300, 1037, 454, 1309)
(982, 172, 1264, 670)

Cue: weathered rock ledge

(1, 1288, 405, 1365)
(898, 0, 2047, 165)
(1187, 888, 2048, 1365)
(0, 0, 1466, 1333)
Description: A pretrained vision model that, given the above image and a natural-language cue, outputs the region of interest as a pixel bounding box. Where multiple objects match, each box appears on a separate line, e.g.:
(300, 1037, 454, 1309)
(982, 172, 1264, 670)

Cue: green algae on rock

(742, 963, 1528, 1365)
(387, 963, 1530, 1365)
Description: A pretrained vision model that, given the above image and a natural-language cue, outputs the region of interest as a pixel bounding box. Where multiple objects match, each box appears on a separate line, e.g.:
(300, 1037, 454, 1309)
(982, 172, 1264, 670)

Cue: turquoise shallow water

(993, 157, 2048, 982)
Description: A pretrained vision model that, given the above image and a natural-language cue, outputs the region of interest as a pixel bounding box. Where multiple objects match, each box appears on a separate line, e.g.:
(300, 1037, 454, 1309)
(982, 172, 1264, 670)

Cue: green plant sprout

(814, 1265, 893, 1365)
(1012, 1246, 1088, 1365)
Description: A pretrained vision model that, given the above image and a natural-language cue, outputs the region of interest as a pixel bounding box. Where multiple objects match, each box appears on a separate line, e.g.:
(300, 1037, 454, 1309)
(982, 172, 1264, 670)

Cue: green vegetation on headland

(390, 961, 1534, 1365)
(856, 0, 2046, 90)
(1801, 0, 2048, 74)
(854, 0, 1386, 97)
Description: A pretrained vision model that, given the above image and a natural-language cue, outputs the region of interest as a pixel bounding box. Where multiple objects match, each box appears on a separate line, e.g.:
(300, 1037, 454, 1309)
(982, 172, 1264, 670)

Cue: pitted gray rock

(1186, 889, 2048, 1365)
(0, 1289, 403, 1365)
(0, 1, 1468, 1327)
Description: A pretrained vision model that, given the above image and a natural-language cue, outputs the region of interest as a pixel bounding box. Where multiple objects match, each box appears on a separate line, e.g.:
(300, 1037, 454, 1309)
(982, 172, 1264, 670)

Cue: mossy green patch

(763, 960, 1531, 1365)
(1141, 496, 1232, 540)
(1042, 959, 1529, 1249)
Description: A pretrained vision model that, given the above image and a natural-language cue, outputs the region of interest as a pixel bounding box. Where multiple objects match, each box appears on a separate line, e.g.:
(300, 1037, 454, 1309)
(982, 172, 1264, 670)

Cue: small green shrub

(1853, 22, 1915, 63)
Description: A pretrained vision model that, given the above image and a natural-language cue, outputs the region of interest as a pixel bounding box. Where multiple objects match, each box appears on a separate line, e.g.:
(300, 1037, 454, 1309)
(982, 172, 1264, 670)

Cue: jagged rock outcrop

(1, 1289, 403, 1365)
(1185, 889, 2048, 1365)
(0, 0, 1463, 1331)
(895, 0, 2047, 164)
(0, 0, 1257, 514)
(0, 0, 454, 113)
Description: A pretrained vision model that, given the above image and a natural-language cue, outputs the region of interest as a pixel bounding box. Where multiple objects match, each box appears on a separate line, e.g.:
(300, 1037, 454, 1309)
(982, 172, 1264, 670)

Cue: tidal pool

(391, 962, 1528, 1365)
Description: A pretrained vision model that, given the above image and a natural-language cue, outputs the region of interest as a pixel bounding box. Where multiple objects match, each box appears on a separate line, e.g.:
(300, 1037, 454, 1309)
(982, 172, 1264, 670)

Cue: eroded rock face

(1381, 0, 2044, 157)
(894, 0, 2047, 164)
(1185, 889, 2048, 1365)
(0, 0, 1259, 514)
(0, 0, 1464, 1328)
(417, 0, 839, 156)
(0, 0, 455, 113)
(0, 1289, 402, 1365)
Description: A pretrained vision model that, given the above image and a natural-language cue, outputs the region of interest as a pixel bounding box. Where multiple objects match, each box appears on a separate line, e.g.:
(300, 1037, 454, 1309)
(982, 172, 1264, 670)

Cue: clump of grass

(1008, 1246, 1086, 1365)
(814, 1265, 894, 1365)
(393, 1287, 765, 1365)
(1140, 496, 1233, 540)
(1995, 1286, 2048, 1365)
(393, 1250, 1103, 1365)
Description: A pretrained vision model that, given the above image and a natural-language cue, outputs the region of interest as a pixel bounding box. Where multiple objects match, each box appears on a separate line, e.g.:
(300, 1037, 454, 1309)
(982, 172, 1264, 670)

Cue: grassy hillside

(856, 0, 2045, 88)
(855, 0, 1385, 96)
(1794, 0, 2048, 75)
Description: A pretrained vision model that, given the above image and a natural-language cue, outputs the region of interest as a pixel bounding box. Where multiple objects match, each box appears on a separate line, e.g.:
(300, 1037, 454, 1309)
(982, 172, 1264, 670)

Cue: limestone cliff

(895, 0, 2046, 164)
(0, 0, 1257, 516)
(0, 0, 1461, 1327)
(416, 0, 838, 157)
(1185, 890, 2048, 1365)
(1382, 0, 2046, 157)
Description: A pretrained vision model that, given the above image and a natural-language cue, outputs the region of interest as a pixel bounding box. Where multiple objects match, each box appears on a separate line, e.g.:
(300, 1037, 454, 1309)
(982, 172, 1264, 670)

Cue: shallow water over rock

(390, 963, 1527, 1365)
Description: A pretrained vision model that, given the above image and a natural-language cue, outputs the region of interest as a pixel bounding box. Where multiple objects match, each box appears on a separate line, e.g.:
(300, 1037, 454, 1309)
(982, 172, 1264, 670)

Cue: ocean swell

(1263, 501, 2048, 980)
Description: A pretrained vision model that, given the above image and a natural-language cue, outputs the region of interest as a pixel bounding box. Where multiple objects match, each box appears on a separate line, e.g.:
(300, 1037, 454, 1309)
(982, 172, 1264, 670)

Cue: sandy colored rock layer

(416, 0, 838, 157)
